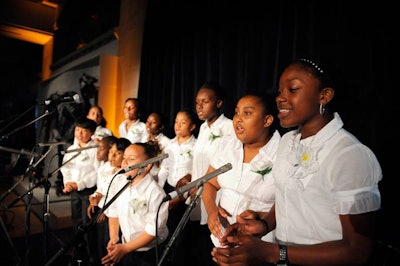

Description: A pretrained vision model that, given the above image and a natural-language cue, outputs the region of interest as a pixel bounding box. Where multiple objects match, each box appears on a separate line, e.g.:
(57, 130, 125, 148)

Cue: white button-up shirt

(274, 113, 382, 244)
(106, 173, 169, 251)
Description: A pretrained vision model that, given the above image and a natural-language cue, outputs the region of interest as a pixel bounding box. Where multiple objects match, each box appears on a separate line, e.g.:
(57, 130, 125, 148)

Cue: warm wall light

(0, 24, 52, 45)
(0, 24, 53, 80)
(41, 1, 58, 9)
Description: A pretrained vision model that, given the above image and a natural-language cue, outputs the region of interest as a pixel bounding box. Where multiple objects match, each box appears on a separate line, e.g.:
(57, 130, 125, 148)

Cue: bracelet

(277, 244, 288, 266)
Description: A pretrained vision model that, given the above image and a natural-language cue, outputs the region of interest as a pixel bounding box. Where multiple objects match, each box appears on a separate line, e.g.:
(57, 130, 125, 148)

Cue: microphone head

(72, 93, 80, 103)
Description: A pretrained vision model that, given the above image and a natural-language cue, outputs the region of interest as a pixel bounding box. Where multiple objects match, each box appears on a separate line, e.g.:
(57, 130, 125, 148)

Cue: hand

(62, 182, 77, 193)
(212, 235, 272, 266)
(89, 193, 101, 206)
(87, 204, 96, 219)
(101, 243, 128, 265)
(208, 207, 231, 240)
(176, 173, 191, 188)
(235, 215, 268, 236)
(218, 215, 267, 247)
(168, 197, 182, 210)
(97, 212, 106, 223)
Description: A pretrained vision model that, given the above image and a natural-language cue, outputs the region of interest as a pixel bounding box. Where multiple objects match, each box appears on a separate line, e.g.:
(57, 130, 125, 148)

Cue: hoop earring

(319, 104, 326, 116)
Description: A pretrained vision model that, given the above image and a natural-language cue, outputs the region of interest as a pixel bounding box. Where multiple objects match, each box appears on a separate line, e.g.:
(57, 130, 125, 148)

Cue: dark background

(0, 0, 398, 262)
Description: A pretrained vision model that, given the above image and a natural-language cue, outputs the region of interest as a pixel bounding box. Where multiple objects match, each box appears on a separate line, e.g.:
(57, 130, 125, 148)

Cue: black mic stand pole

(0, 109, 53, 143)
(0, 104, 36, 140)
(6, 145, 60, 209)
(6, 145, 59, 266)
(45, 172, 140, 266)
(42, 150, 81, 262)
(157, 185, 204, 266)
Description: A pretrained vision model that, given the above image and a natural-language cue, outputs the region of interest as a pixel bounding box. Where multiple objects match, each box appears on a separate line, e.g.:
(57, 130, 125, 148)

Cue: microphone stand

(0, 104, 36, 141)
(6, 146, 76, 265)
(0, 109, 54, 143)
(45, 172, 140, 266)
(7, 145, 59, 209)
(42, 151, 81, 262)
(157, 185, 204, 266)
(0, 146, 39, 203)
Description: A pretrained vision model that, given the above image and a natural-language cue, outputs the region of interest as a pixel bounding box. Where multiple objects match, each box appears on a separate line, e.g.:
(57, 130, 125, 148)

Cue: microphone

(38, 141, 68, 147)
(43, 93, 80, 105)
(117, 153, 169, 174)
(0, 145, 39, 157)
(162, 162, 232, 202)
(60, 145, 98, 155)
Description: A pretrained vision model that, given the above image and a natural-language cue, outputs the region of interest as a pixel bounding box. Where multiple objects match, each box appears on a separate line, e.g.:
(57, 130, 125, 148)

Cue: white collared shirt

(274, 113, 382, 244)
(158, 135, 196, 188)
(118, 119, 148, 144)
(106, 173, 169, 251)
(61, 140, 100, 191)
(210, 130, 281, 243)
(190, 114, 235, 222)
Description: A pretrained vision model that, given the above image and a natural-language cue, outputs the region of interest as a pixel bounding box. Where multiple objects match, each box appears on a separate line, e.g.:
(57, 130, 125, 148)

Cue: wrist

(276, 244, 288, 266)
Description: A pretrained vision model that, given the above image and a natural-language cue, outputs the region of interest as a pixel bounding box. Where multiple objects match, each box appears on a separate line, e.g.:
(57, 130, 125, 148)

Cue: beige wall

(99, 0, 147, 136)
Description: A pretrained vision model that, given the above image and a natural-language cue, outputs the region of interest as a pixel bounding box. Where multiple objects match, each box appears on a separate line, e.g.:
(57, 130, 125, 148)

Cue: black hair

(125, 97, 143, 118)
(74, 117, 97, 132)
(103, 135, 118, 148)
(294, 55, 341, 113)
(241, 91, 279, 134)
(199, 81, 227, 102)
(95, 105, 107, 127)
(134, 140, 161, 159)
(147, 111, 167, 131)
(176, 108, 196, 123)
(115, 137, 132, 151)
(296, 56, 337, 90)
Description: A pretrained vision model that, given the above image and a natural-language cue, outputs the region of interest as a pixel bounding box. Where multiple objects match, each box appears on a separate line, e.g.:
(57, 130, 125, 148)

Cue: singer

(201, 93, 281, 247)
(101, 142, 169, 266)
(60, 117, 100, 264)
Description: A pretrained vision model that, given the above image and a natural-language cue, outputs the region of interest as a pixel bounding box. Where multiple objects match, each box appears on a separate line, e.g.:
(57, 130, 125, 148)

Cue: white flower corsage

(80, 155, 88, 162)
(209, 128, 222, 141)
(250, 160, 273, 180)
(180, 149, 192, 159)
(131, 198, 148, 215)
(131, 126, 143, 134)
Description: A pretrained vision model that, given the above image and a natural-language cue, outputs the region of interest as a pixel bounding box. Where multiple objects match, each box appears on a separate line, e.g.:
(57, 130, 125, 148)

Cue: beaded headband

(299, 58, 324, 74)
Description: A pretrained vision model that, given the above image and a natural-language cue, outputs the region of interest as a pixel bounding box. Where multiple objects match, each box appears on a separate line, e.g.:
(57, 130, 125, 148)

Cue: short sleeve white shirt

(274, 113, 382, 245)
(191, 114, 235, 222)
(158, 135, 196, 188)
(61, 140, 100, 191)
(118, 119, 149, 144)
(210, 130, 280, 242)
(106, 173, 169, 251)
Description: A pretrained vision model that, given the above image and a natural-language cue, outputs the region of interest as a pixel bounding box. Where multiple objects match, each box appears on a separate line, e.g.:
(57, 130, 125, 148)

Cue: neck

(206, 113, 220, 127)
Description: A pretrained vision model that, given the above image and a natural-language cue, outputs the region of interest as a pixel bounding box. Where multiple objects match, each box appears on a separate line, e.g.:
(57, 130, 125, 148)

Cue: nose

(234, 113, 242, 122)
(275, 92, 285, 103)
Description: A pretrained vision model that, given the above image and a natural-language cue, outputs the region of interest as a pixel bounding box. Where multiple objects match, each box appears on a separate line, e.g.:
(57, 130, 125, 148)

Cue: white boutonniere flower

(250, 160, 273, 180)
(209, 128, 222, 141)
(131, 198, 148, 215)
(132, 126, 142, 134)
(180, 149, 192, 159)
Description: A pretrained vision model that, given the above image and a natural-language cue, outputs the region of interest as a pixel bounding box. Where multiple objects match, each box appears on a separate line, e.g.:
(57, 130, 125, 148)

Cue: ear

(143, 163, 153, 174)
(190, 123, 197, 132)
(216, 99, 223, 109)
(264, 114, 274, 128)
(320, 87, 334, 105)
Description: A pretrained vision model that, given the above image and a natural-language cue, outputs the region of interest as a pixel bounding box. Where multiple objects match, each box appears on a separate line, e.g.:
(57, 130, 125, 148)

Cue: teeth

(279, 109, 289, 113)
